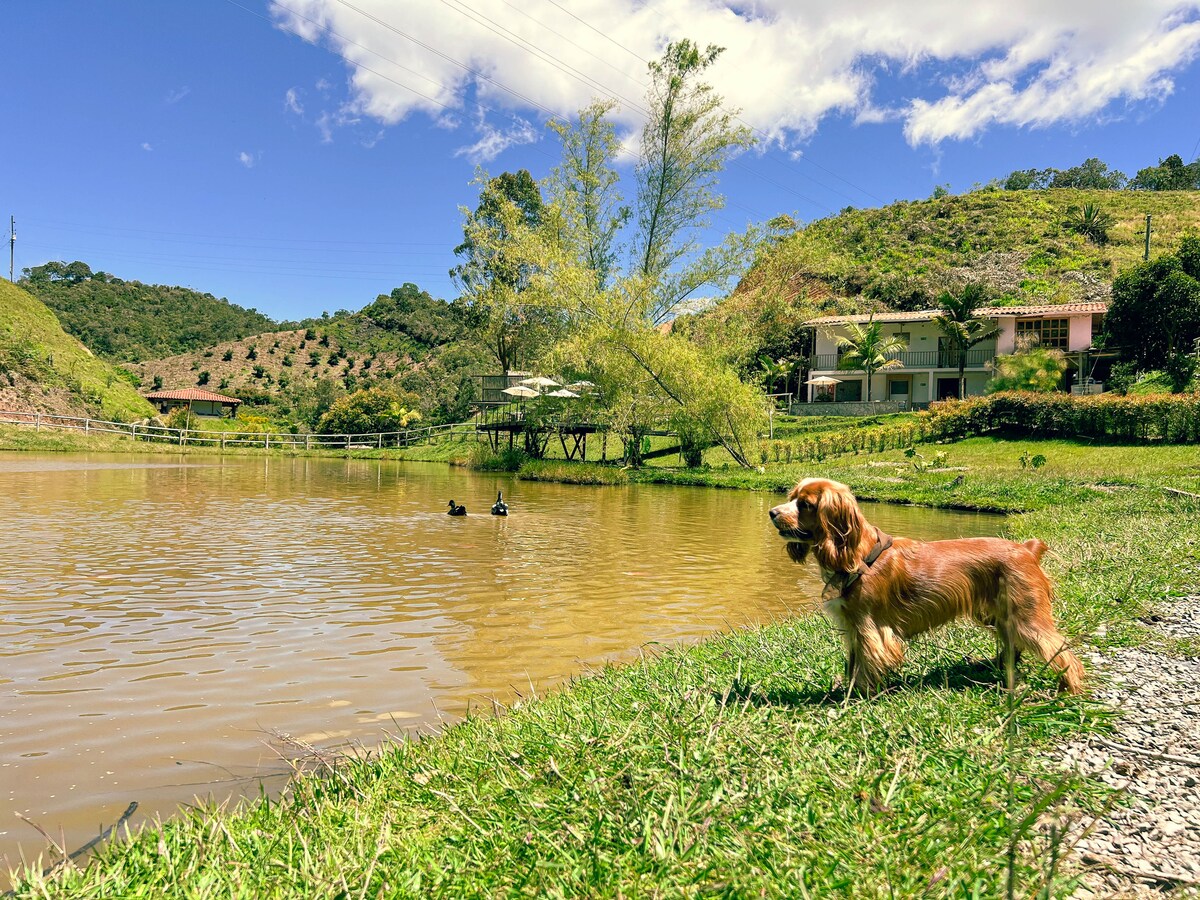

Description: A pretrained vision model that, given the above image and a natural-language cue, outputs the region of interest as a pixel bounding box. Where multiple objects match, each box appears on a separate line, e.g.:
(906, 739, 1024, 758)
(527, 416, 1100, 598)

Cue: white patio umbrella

(546, 388, 579, 398)
(502, 384, 540, 398)
(805, 375, 842, 386)
(519, 375, 560, 390)
(566, 380, 595, 391)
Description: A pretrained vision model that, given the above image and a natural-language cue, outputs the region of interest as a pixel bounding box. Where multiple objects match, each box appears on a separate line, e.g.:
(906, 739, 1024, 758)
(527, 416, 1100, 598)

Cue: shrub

(197, 370, 210, 386)
(987, 345, 1067, 393)
(222, 348, 234, 362)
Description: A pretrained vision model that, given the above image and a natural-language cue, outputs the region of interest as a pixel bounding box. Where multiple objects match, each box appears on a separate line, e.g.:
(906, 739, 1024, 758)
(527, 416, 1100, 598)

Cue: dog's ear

(815, 484, 864, 573)
(786, 541, 809, 564)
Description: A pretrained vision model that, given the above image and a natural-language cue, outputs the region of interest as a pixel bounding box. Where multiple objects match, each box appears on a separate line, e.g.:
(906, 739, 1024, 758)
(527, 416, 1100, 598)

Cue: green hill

(136, 284, 489, 427)
(20, 261, 276, 362)
(744, 188, 1200, 308)
(691, 188, 1200, 366)
(0, 280, 155, 421)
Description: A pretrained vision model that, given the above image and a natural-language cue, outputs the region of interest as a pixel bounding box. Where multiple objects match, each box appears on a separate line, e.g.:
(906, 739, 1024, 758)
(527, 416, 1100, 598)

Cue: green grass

(7, 432, 1199, 897)
(0, 281, 155, 421)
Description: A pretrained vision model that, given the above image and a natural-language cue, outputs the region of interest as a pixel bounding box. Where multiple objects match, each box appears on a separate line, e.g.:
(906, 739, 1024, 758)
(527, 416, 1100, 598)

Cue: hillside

(134, 284, 489, 425)
(20, 261, 275, 362)
(744, 189, 1200, 307)
(0, 280, 155, 421)
(695, 188, 1200, 367)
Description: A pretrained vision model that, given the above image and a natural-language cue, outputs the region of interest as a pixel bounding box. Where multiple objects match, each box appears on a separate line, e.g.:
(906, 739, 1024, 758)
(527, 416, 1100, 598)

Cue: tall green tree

(933, 283, 1000, 398)
(632, 40, 754, 325)
(835, 316, 906, 402)
(546, 99, 629, 291)
(451, 170, 554, 372)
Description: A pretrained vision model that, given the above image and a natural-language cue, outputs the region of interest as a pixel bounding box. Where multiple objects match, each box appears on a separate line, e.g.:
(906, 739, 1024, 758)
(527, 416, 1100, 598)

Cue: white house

(803, 301, 1108, 405)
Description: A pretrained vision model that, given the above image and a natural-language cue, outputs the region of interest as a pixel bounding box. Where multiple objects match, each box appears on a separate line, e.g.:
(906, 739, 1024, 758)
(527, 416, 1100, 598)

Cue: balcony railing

(809, 346, 995, 371)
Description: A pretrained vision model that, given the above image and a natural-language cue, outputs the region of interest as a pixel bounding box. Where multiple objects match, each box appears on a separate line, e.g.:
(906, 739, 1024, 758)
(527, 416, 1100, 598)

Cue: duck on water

(491, 491, 509, 516)
(447, 500, 467, 516)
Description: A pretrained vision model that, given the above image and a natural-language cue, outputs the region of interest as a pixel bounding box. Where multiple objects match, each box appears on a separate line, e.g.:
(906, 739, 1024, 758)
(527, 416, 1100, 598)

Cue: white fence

(0, 410, 480, 451)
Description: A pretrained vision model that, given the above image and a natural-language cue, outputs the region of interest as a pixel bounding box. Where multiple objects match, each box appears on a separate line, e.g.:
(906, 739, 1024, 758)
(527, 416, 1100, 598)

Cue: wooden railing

(0, 410, 481, 450)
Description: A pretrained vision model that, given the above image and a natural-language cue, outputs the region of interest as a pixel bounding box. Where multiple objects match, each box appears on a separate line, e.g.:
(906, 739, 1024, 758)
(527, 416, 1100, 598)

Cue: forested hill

(0, 279, 154, 421)
(19, 261, 276, 362)
(695, 188, 1200, 363)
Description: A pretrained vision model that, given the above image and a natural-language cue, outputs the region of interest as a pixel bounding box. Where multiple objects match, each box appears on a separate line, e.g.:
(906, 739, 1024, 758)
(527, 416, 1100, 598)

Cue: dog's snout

(769, 507, 779, 520)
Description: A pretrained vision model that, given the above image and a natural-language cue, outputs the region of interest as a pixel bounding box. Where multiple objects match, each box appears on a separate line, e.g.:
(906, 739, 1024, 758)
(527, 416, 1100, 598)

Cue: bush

(317, 385, 421, 434)
(986, 345, 1067, 393)
(925, 392, 1200, 443)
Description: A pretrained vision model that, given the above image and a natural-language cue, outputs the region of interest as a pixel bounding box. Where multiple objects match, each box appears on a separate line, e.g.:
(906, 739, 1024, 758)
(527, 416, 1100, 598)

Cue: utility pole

(1143, 214, 1152, 261)
(8, 216, 13, 282)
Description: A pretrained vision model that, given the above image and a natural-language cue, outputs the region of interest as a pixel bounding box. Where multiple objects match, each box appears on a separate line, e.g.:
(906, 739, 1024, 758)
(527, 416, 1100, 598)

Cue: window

(1016, 317, 1069, 349)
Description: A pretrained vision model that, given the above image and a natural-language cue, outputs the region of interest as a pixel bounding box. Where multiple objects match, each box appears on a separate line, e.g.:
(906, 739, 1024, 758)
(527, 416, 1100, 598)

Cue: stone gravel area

(1059, 597, 1200, 898)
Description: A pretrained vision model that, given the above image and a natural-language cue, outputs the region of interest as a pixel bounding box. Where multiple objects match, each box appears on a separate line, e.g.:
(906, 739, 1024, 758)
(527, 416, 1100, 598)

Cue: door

(936, 377, 960, 400)
(887, 376, 911, 402)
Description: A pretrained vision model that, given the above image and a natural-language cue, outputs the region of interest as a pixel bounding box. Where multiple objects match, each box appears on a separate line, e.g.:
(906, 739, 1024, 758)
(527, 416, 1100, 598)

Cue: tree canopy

(21, 262, 275, 362)
(1104, 238, 1200, 390)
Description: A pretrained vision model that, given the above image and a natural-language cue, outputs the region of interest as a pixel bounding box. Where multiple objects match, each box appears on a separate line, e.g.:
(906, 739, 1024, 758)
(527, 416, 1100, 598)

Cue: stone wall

(789, 401, 910, 417)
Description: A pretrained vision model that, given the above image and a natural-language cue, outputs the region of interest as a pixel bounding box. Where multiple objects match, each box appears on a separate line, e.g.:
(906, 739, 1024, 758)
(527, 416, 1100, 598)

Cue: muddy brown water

(0, 454, 1000, 867)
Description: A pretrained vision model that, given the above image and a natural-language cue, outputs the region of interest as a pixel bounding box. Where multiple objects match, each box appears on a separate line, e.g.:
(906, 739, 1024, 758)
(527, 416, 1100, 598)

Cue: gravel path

(1060, 597, 1200, 898)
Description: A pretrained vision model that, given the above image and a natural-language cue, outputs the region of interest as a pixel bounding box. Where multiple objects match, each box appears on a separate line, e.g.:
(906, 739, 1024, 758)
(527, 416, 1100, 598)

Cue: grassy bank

(8, 431, 1199, 896)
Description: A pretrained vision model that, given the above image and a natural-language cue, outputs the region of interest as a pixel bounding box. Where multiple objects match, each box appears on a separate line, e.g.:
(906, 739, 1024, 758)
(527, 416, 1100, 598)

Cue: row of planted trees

(451, 40, 767, 467)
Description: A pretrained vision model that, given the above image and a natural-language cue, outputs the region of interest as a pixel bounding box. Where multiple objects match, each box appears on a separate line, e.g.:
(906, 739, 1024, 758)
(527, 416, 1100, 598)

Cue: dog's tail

(1022, 538, 1048, 562)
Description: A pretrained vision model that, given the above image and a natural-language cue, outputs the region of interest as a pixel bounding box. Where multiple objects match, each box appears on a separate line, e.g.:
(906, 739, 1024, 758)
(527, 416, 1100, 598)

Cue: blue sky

(5, 1, 1200, 322)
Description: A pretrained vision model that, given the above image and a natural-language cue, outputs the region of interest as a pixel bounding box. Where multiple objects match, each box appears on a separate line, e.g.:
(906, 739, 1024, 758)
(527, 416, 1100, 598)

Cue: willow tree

(551, 42, 763, 466)
(633, 40, 754, 326)
(546, 99, 629, 291)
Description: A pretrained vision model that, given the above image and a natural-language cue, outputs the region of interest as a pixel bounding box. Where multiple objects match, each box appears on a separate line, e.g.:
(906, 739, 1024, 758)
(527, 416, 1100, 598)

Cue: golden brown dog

(769, 478, 1084, 695)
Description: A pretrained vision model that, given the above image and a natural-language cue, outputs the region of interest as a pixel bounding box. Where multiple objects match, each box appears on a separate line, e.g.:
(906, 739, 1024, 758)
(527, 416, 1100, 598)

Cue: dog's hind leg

(1014, 620, 1085, 694)
(1005, 573, 1085, 694)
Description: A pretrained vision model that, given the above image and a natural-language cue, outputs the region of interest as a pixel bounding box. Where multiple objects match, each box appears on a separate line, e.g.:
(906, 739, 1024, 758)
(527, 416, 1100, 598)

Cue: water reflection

(0, 454, 999, 865)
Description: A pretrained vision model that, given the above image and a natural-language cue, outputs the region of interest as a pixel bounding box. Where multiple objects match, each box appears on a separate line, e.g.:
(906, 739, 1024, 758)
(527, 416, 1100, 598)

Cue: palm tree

(933, 283, 1000, 399)
(835, 316, 906, 402)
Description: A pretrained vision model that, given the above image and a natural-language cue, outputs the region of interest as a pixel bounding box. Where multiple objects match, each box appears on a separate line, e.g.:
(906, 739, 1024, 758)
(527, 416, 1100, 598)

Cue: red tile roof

(804, 301, 1108, 327)
(144, 388, 242, 404)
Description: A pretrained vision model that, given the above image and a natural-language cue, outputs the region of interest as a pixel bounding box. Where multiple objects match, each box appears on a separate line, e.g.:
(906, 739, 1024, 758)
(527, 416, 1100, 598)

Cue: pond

(0, 454, 1001, 866)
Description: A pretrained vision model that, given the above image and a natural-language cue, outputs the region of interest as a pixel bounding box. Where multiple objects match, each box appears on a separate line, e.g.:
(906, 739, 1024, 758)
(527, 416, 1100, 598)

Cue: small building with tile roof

(144, 387, 242, 418)
(802, 301, 1109, 406)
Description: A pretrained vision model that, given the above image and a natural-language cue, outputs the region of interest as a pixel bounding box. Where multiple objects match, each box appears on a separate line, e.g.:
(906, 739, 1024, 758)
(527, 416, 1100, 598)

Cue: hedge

(758, 392, 1199, 464)
(927, 391, 1200, 444)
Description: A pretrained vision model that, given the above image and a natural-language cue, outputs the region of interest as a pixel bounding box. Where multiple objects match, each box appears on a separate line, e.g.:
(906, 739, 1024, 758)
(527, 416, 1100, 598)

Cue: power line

(268, 0, 775, 226)
(539, 0, 883, 206)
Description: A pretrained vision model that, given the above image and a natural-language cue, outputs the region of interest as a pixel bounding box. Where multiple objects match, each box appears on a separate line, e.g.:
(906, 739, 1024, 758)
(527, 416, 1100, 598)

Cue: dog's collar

(824, 528, 893, 594)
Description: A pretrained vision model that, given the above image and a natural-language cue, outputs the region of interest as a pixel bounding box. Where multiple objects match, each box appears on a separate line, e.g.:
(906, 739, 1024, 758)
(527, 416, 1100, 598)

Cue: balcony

(808, 346, 995, 371)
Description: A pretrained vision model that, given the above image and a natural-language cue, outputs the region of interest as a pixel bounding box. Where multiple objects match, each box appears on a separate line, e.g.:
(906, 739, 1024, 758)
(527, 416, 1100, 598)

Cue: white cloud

(453, 114, 539, 163)
(238, 151, 257, 168)
(269, 0, 1200, 148)
(141, 142, 153, 152)
(165, 87, 191, 105)
(284, 88, 304, 115)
